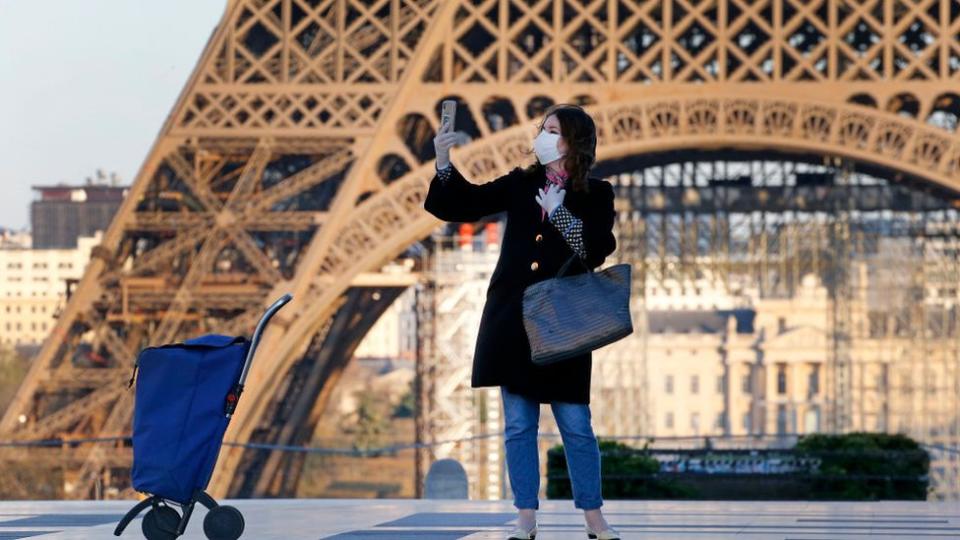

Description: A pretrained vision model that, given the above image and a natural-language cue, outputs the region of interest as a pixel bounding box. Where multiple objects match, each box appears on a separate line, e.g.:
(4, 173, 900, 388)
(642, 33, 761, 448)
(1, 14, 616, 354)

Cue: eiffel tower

(5, 0, 960, 500)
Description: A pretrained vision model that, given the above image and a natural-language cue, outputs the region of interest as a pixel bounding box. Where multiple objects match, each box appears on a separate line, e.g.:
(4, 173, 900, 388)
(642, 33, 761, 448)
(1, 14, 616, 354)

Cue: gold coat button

(535, 234, 543, 242)
(530, 261, 539, 271)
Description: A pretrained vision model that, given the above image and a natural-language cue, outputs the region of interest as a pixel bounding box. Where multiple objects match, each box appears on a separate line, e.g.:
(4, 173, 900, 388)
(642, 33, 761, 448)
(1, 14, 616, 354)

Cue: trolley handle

(225, 293, 292, 418)
(239, 293, 292, 386)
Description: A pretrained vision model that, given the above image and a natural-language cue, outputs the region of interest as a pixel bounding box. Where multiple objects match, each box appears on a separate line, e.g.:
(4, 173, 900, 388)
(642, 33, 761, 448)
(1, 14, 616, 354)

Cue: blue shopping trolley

(114, 294, 292, 540)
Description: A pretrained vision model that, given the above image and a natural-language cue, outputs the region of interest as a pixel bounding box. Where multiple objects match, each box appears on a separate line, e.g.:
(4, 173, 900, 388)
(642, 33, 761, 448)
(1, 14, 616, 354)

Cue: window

(741, 371, 752, 394)
(690, 375, 699, 394)
(876, 415, 888, 432)
(776, 404, 789, 435)
(665, 375, 674, 394)
(691, 412, 700, 431)
(743, 411, 751, 432)
(715, 412, 726, 430)
(716, 374, 725, 393)
(804, 406, 820, 433)
(808, 364, 820, 397)
(665, 412, 674, 429)
(777, 364, 787, 395)
(778, 317, 787, 333)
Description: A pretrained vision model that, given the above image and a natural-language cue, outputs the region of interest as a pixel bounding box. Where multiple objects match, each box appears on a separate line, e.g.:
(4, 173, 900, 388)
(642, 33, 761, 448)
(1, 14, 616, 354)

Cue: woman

(424, 104, 621, 540)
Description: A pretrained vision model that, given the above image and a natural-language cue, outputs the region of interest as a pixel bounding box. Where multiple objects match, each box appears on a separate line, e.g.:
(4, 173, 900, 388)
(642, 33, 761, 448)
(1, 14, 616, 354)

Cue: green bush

(545, 433, 929, 501)
(795, 432, 929, 500)
(392, 380, 416, 418)
(547, 439, 696, 499)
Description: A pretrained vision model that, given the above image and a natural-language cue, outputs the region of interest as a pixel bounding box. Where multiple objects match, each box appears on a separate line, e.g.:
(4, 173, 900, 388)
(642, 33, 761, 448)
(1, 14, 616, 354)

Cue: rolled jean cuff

(574, 498, 603, 510)
(514, 498, 540, 510)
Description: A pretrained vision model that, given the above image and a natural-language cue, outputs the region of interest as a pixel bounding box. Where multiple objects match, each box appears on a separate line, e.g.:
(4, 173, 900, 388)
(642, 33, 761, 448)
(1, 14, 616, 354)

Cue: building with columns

(594, 273, 830, 441)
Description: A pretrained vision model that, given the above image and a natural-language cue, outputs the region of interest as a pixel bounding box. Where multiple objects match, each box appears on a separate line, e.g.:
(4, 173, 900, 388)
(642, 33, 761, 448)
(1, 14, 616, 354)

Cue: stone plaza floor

(1, 498, 959, 539)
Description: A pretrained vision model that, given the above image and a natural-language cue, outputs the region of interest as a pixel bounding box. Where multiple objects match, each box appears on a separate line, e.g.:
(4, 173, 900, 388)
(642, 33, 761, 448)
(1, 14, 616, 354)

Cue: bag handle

(556, 254, 591, 278)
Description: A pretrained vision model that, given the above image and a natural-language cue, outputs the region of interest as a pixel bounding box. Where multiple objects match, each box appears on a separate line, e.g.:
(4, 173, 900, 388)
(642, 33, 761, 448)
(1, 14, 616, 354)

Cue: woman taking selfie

(424, 104, 620, 540)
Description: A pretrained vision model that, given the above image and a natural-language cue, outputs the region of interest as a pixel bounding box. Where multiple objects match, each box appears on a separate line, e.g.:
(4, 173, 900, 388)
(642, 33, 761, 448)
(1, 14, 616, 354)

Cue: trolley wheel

(203, 505, 244, 540)
(142, 505, 181, 540)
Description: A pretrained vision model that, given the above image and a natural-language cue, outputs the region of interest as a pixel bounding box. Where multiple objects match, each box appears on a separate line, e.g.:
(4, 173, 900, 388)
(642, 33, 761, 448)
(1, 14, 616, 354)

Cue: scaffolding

(416, 223, 504, 501)
(588, 154, 960, 499)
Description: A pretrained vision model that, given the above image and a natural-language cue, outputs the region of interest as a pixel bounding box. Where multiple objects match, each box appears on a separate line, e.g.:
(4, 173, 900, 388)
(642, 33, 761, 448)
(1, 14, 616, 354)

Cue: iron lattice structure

(4, 0, 960, 499)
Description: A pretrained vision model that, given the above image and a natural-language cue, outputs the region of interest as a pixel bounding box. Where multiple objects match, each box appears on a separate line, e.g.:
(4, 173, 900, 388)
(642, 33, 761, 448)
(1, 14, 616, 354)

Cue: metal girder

(151, 232, 228, 346)
(222, 228, 284, 283)
(240, 212, 323, 230)
(129, 214, 216, 231)
(225, 141, 273, 208)
(119, 233, 206, 277)
(18, 384, 125, 440)
(45, 368, 128, 389)
(244, 149, 354, 213)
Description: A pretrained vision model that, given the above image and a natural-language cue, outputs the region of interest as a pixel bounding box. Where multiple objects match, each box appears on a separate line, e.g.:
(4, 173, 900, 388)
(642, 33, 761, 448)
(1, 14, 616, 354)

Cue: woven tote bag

(522, 255, 633, 366)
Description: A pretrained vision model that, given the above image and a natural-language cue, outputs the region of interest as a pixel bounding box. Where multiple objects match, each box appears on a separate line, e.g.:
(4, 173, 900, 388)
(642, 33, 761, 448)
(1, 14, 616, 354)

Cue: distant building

(30, 183, 126, 249)
(592, 273, 828, 442)
(0, 228, 31, 249)
(354, 286, 417, 362)
(0, 232, 101, 347)
(641, 276, 828, 441)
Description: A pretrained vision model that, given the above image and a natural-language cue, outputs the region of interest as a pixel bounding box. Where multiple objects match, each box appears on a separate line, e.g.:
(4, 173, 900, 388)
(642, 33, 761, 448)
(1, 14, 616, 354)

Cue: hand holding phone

(440, 100, 457, 133)
(435, 100, 460, 168)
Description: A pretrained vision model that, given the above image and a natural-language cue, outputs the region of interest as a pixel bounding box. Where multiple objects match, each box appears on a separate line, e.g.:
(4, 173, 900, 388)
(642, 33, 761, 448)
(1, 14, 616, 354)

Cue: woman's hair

(523, 104, 597, 193)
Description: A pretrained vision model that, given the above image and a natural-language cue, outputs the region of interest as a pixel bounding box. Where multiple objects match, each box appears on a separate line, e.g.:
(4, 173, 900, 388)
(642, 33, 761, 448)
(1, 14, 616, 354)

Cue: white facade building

(0, 233, 101, 346)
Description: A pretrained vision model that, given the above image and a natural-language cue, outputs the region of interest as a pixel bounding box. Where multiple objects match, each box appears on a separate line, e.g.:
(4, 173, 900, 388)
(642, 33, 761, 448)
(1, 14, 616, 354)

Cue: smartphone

(441, 100, 457, 134)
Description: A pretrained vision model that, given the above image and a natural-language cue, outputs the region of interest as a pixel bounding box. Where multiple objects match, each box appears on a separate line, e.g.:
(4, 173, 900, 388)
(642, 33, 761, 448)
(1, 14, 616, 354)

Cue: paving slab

(0, 498, 958, 539)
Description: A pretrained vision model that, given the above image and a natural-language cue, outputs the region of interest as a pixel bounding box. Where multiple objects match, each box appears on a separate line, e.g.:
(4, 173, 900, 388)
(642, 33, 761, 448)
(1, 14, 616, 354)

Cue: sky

(0, 1, 227, 230)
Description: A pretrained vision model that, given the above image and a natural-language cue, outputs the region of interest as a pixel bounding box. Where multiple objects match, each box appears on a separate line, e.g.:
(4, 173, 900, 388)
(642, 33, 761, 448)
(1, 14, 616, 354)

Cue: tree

(0, 346, 29, 417)
(346, 387, 391, 452)
(392, 379, 416, 418)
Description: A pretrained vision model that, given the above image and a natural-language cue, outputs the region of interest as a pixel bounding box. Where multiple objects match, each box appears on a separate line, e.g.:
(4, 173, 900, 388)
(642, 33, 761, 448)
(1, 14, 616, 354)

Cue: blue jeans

(501, 386, 603, 510)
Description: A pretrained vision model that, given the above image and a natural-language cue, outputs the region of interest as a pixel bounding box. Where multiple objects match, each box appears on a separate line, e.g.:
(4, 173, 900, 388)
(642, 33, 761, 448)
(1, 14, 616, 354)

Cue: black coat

(423, 161, 617, 404)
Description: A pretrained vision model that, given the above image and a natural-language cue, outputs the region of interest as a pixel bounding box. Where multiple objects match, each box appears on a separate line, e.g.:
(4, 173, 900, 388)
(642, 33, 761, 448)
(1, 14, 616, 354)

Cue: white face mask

(533, 129, 565, 165)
